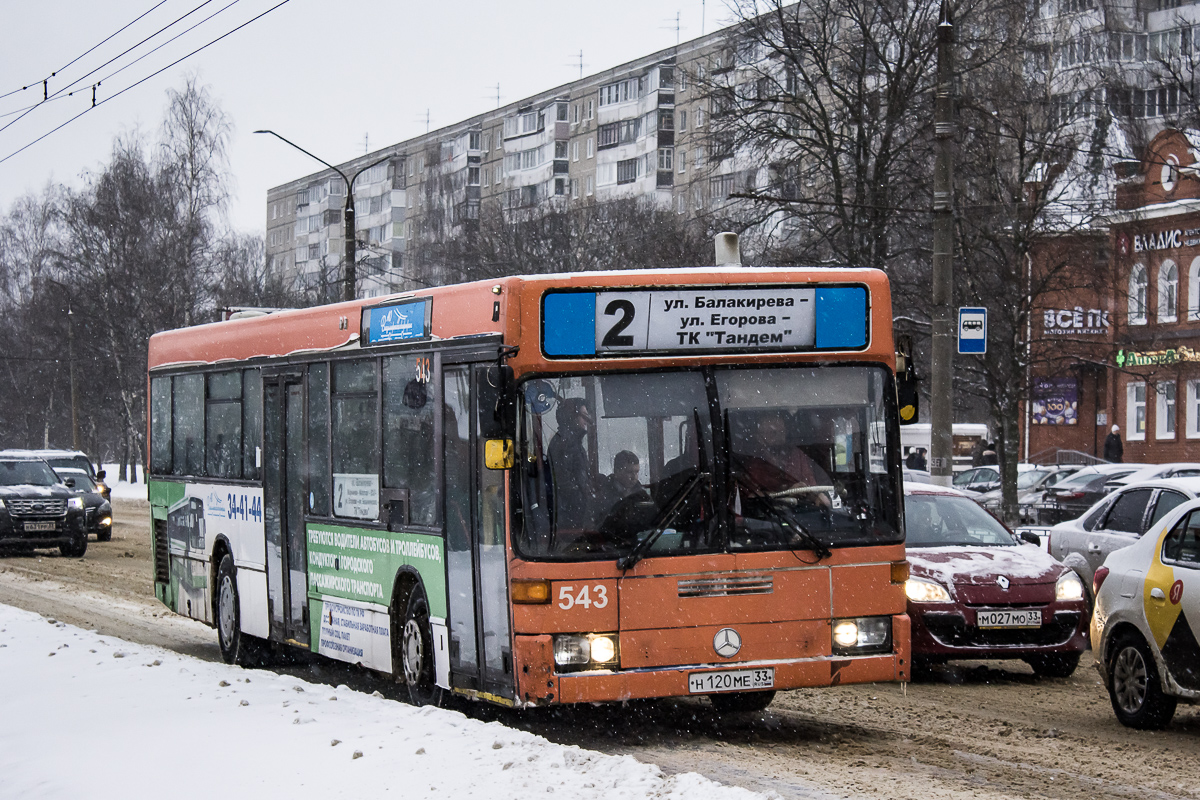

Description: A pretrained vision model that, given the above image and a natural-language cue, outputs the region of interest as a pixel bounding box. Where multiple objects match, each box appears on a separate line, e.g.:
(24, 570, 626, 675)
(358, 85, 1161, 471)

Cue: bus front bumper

(513, 615, 911, 706)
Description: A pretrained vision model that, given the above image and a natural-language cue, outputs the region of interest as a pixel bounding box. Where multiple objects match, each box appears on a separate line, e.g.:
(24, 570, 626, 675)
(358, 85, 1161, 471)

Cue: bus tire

(399, 585, 443, 707)
(709, 690, 775, 714)
(215, 553, 268, 667)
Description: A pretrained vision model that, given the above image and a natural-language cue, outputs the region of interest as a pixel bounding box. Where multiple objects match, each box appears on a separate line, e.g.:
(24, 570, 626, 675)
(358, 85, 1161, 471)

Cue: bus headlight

(1056, 572, 1084, 601)
(832, 616, 892, 654)
(552, 633, 620, 672)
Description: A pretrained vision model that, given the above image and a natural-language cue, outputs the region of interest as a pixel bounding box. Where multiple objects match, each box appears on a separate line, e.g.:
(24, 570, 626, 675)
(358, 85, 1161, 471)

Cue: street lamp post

(255, 130, 390, 302)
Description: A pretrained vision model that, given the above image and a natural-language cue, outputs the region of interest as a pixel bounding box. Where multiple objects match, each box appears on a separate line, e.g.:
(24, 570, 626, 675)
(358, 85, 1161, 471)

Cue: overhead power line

(0, 0, 294, 167)
(0, 0, 171, 102)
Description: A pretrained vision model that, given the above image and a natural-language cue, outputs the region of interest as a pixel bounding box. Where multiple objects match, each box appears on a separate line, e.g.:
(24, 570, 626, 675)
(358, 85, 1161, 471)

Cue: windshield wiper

(618, 408, 709, 571)
(732, 455, 832, 561)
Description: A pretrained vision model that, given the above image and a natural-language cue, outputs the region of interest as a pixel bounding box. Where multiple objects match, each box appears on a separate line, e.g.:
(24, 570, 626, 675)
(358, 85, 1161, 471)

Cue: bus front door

(443, 362, 513, 701)
(264, 378, 309, 647)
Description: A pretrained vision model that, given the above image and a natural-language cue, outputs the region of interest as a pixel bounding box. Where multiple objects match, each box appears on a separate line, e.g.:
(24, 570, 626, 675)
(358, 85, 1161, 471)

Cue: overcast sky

(0, 0, 735, 234)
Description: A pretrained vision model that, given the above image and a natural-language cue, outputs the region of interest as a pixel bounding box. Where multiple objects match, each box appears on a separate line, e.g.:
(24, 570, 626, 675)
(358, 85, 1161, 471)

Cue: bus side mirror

(896, 334, 919, 426)
(479, 365, 516, 438)
(485, 438, 514, 470)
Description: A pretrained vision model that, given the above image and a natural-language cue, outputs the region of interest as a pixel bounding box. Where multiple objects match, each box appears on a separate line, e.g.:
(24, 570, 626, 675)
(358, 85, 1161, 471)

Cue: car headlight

(905, 578, 953, 603)
(98, 516, 112, 527)
(832, 616, 892, 654)
(552, 633, 620, 672)
(0, 498, 6, 510)
(1056, 571, 1084, 601)
(68, 497, 84, 510)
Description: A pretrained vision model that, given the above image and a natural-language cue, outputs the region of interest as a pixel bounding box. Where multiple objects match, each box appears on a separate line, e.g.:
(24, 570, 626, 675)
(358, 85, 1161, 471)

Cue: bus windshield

(516, 365, 901, 560)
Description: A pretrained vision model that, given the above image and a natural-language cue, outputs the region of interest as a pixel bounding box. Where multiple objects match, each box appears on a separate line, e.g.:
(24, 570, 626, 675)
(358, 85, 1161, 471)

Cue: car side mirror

(96, 469, 106, 481)
(1019, 531, 1041, 546)
(64, 478, 75, 488)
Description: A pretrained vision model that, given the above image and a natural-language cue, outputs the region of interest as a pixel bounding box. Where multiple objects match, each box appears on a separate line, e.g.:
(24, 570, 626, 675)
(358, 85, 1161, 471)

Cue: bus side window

(172, 374, 205, 476)
(308, 364, 331, 516)
(383, 354, 436, 526)
(150, 376, 172, 475)
(331, 360, 381, 520)
(243, 369, 263, 481)
(206, 371, 242, 479)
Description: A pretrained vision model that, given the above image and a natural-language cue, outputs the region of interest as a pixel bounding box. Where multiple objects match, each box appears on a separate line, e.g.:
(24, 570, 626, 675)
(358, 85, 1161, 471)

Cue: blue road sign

(958, 307, 986, 354)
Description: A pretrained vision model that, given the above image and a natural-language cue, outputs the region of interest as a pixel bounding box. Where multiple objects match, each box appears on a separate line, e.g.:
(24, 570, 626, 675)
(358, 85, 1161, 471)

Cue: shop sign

(1032, 377, 1078, 425)
(1042, 307, 1109, 335)
(1133, 229, 1183, 252)
(1115, 346, 1200, 367)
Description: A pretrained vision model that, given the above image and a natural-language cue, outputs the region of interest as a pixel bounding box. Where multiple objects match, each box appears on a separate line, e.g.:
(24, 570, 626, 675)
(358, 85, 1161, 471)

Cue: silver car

(1048, 477, 1200, 597)
(979, 465, 1078, 523)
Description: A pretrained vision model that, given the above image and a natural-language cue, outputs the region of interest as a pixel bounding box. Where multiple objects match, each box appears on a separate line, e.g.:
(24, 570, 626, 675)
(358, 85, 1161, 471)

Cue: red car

(904, 484, 1089, 677)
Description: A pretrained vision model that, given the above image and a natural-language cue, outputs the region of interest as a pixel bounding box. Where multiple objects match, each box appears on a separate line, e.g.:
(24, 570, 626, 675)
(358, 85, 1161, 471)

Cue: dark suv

(0, 458, 87, 556)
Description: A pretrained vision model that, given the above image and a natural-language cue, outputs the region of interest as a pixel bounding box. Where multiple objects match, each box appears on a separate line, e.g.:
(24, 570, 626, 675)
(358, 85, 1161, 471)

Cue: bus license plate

(23, 521, 57, 532)
(976, 609, 1041, 628)
(688, 667, 774, 694)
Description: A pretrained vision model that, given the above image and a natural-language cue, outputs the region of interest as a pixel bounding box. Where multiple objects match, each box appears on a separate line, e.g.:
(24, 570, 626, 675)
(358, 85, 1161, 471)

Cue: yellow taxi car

(1091, 499, 1200, 729)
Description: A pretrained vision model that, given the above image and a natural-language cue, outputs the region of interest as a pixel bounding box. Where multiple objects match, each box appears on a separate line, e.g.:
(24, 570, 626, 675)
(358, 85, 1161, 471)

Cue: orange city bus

(147, 264, 911, 711)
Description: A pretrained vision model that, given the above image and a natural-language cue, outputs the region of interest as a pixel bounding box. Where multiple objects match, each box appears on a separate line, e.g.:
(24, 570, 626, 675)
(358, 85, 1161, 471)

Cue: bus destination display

(542, 285, 867, 357)
(361, 298, 431, 346)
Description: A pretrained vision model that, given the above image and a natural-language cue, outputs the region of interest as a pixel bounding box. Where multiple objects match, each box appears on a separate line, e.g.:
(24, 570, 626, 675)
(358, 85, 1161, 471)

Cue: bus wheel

(216, 554, 268, 667)
(709, 690, 776, 714)
(399, 586, 443, 707)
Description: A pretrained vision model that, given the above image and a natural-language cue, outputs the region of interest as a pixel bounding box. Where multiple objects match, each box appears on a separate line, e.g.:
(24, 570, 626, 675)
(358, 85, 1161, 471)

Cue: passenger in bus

(547, 398, 599, 530)
(734, 411, 832, 508)
(600, 450, 649, 510)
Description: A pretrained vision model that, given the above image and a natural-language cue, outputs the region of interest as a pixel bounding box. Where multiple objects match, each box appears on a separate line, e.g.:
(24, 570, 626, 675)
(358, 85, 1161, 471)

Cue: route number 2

(557, 584, 609, 610)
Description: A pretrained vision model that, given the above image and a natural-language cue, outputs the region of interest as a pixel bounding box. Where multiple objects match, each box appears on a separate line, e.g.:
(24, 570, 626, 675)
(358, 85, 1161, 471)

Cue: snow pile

(101, 463, 148, 502)
(0, 604, 767, 800)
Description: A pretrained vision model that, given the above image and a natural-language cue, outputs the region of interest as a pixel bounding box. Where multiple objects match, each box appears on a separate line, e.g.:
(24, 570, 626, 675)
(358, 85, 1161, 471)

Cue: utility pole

(256, 130, 390, 302)
(929, 0, 956, 487)
(67, 303, 79, 450)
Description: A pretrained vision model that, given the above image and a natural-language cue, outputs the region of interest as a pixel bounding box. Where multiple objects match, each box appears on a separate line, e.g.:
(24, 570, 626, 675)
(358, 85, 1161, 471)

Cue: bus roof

(148, 267, 893, 371)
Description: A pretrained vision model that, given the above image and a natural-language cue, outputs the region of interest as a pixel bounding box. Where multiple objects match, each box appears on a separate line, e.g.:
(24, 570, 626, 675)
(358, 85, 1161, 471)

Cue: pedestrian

(913, 447, 928, 471)
(980, 441, 998, 465)
(970, 438, 985, 467)
(1104, 424, 1123, 463)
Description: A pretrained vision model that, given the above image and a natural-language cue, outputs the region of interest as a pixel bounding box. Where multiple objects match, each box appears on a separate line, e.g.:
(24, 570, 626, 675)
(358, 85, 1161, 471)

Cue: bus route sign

(542, 285, 867, 357)
(361, 298, 431, 346)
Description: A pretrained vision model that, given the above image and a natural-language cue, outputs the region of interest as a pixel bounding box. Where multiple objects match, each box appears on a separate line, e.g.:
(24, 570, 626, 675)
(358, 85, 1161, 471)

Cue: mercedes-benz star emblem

(996, 575, 1010, 590)
(713, 627, 742, 658)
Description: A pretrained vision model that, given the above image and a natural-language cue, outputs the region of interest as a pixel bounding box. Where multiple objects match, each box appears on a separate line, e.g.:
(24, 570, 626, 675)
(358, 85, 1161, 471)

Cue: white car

(1092, 497, 1200, 728)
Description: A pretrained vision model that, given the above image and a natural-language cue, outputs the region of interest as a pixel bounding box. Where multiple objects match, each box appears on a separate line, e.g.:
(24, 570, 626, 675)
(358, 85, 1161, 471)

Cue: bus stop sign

(958, 307, 986, 354)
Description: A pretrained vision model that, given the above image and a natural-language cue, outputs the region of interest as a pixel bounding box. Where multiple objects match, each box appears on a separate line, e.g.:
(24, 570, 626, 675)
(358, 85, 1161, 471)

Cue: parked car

(1102, 462, 1200, 493)
(0, 457, 87, 556)
(1034, 463, 1145, 525)
(0, 449, 109, 503)
(903, 483, 1089, 676)
(1092, 498, 1200, 728)
(903, 468, 933, 485)
(54, 467, 113, 541)
(978, 466, 1079, 523)
(952, 465, 1002, 493)
(1047, 477, 1200, 596)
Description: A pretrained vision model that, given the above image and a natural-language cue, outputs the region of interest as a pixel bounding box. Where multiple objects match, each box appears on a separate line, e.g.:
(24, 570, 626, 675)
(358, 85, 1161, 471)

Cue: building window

(695, 146, 705, 168)
(572, 141, 579, 161)
(555, 140, 568, 159)
(586, 137, 594, 158)
(1190, 256, 1200, 321)
(570, 179, 579, 197)
(468, 131, 482, 150)
(658, 147, 673, 171)
(587, 100, 594, 119)
(571, 104, 579, 124)
(1159, 260, 1179, 323)
(554, 178, 567, 196)
(678, 110, 688, 132)
(710, 174, 734, 198)
(556, 103, 568, 122)
(467, 167, 480, 185)
(1158, 381, 1177, 439)
(1187, 380, 1200, 438)
(1128, 382, 1147, 441)
(679, 69, 687, 91)
(586, 175, 594, 195)
(697, 108, 705, 127)
(616, 158, 639, 184)
(1129, 263, 1148, 324)
(678, 149, 686, 173)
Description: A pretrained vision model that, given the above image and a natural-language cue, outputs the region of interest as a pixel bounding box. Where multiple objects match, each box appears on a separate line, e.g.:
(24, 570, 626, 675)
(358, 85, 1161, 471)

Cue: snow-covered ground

(100, 463, 148, 502)
(0, 603, 769, 800)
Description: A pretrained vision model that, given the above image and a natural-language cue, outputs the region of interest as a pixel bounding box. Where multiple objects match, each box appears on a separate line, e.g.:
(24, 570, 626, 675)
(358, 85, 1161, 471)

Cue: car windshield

(1018, 470, 1053, 489)
(43, 455, 92, 475)
(516, 365, 901, 561)
(58, 471, 96, 491)
(905, 493, 1016, 547)
(0, 460, 60, 487)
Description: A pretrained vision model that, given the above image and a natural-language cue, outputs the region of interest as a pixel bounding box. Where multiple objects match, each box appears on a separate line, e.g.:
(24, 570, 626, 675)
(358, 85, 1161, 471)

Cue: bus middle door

(442, 361, 514, 701)
(263, 374, 310, 647)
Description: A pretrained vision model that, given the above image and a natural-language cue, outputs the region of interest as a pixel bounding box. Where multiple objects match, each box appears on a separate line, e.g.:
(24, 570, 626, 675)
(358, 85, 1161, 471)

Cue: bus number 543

(557, 584, 608, 610)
